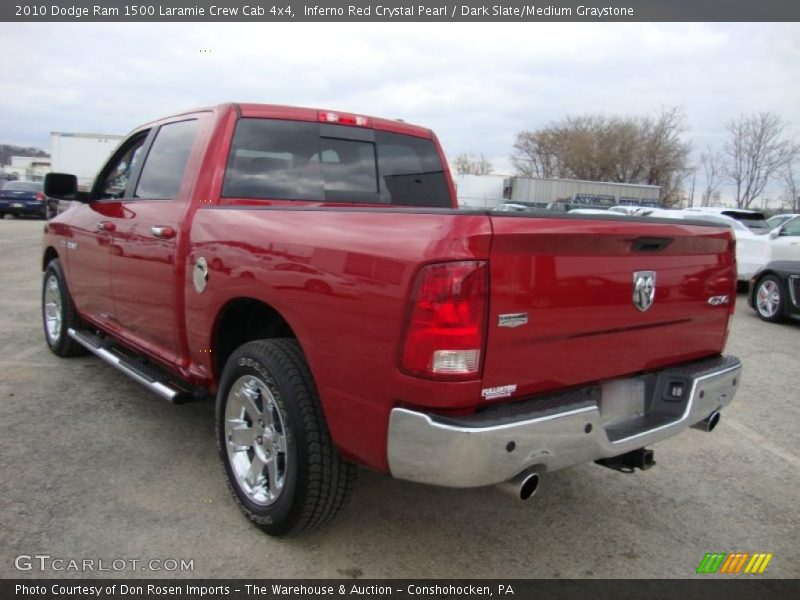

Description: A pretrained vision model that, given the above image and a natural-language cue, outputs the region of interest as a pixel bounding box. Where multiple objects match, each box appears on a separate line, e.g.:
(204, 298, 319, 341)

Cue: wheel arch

(211, 297, 299, 383)
(42, 246, 59, 271)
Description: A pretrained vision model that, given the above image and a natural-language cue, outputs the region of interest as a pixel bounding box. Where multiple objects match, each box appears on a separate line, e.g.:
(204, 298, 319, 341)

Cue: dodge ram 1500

(42, 103, 742, 535)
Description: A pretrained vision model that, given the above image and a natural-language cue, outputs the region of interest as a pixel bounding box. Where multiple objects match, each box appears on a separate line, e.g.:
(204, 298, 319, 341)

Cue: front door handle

(151, 225, 176, 239)
(96, 221, 115, 233)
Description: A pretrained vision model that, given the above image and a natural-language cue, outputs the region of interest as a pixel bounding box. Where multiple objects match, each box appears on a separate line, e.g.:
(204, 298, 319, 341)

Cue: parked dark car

(0, 180, 58, 219)
(748, 261, 800, 323)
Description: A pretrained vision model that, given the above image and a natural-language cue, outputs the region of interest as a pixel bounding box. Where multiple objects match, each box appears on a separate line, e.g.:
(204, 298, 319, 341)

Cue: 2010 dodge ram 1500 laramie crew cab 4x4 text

(41, 103, 742, 536)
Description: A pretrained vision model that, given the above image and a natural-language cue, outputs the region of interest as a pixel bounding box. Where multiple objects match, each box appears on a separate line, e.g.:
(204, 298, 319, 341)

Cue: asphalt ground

(0, 217, 798, 579)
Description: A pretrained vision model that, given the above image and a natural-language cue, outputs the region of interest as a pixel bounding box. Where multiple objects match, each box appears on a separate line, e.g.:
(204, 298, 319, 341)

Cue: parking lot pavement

(1, 218, 798, 579)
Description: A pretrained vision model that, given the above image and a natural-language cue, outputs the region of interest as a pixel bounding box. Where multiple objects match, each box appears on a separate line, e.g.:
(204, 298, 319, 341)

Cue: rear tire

(754, 275, 784, 323)
(42, 258, 87, 357)
(216, 339, 356, 536)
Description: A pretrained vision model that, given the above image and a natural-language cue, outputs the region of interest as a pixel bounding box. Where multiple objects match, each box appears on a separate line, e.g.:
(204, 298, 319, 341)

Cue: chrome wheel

(224, 375, 288, 506)
(44, 274, 63, 344)
(756, 280, 780, 318)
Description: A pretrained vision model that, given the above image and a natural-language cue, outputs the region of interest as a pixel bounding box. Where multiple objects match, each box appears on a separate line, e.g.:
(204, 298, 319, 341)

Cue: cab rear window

(222, 118, 451, 207)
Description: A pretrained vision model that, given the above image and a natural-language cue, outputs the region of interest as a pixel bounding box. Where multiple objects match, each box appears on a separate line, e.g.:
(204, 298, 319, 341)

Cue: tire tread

(43, 258, 87, 357)
(218, 339, 356, 536)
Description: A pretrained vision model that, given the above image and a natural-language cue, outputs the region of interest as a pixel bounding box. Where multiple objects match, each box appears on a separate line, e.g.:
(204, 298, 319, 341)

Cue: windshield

(767, 215, 796, 229)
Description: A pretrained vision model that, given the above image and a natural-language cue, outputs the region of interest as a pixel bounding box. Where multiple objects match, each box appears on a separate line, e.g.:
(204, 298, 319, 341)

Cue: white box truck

(50, 132, 125, 190)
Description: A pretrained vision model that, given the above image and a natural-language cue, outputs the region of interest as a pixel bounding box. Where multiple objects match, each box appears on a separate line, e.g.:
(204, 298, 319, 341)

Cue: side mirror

(768, 228, 781, 240)
(44, 173, 89, 202)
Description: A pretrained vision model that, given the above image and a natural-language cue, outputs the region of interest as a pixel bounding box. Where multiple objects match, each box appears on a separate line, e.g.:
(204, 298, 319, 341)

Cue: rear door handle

(151, 226, 176, 239)
(96, 221, 115, 232)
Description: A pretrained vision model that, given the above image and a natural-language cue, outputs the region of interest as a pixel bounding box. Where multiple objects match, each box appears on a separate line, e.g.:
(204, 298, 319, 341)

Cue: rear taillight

(401, 261, 488, 380)
(35, 192, 45, 202)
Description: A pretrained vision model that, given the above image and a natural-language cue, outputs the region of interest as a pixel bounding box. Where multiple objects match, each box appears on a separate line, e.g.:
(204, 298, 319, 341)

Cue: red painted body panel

(482, 216, 736, 400)
(184, 209, 492, 469)
(62, 201, 116, 320)
(41, 103, 736, 475)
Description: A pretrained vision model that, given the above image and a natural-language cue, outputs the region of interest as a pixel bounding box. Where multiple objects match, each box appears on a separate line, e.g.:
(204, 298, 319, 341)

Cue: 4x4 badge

(633, 271, 656, 312)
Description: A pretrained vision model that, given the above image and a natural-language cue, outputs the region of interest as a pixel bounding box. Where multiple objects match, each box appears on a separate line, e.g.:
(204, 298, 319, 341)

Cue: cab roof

(138, 102, 434, 139)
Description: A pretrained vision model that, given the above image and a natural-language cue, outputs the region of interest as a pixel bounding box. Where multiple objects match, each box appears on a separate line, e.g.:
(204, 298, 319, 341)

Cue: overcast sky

(1, 22, 798, 194)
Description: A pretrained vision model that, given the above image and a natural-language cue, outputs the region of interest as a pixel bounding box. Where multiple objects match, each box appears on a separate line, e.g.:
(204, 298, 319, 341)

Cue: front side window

(135, 119, 199, 199)
(222, 118, 451, 207)
(96, 135, 147, 199)
(782, 218, 800, 236)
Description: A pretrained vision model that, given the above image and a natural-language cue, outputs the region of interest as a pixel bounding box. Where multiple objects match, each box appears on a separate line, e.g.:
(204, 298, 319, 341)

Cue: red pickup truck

(42, 103, 742, 536)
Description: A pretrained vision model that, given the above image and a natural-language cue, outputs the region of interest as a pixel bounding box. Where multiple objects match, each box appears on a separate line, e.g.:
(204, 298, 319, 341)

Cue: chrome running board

(67, 328, 202, 404)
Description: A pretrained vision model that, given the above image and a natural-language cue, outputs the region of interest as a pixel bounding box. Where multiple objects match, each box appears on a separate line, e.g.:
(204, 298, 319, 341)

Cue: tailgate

(481, 215, 736, 402)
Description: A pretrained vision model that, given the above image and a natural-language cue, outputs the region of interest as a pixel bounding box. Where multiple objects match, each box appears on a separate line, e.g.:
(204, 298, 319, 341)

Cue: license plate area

(599, 378, 646, 427)
(600, 372, 692, 443)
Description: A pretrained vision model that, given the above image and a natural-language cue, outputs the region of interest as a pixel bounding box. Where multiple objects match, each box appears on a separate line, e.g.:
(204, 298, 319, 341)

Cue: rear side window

(222, 118, 451, 207)
(135, 119, 198, 199)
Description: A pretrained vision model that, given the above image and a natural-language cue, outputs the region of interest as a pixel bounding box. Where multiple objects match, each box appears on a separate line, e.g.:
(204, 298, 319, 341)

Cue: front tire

(754, 275, 784, 323)
(216, 339, 356, 536)
(42, 258, 86, 356)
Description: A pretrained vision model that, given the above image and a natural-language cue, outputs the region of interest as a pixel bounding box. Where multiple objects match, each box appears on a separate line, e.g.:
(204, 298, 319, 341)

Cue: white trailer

(50, 131, 125, 190)
(454, 174, 509, 209)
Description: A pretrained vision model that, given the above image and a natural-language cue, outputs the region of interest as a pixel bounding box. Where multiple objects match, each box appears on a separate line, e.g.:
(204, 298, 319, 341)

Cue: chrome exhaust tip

(499, 470, 541, 501)
(692, 411, 721, 432)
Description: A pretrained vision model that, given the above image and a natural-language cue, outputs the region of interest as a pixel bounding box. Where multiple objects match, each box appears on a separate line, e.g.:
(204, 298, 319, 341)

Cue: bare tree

(510, 132, 559, 178)
(509, 108, 691, 206)
(783, 162, 799, 212)
(638, 108, 693, 205)
(699, 147, 724, 206)
(724, 112, 798, 209)
(452, 153, 493, 176)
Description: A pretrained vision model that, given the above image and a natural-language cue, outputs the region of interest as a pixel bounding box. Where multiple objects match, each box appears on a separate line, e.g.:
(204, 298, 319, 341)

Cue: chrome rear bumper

(387, 355, 742, 487)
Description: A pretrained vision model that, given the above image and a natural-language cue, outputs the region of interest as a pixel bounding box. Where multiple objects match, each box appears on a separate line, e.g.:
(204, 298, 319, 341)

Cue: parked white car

(767, 213, 800, 230)
(678, 212, 771, 282)
(568, 208, 612, 215)
(497, 203, 531, 212)
(607, 205, 649, 216)
(768, 216, 800, 261)
(638, 207, 685, 219)
(682, 207, 770, 235)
